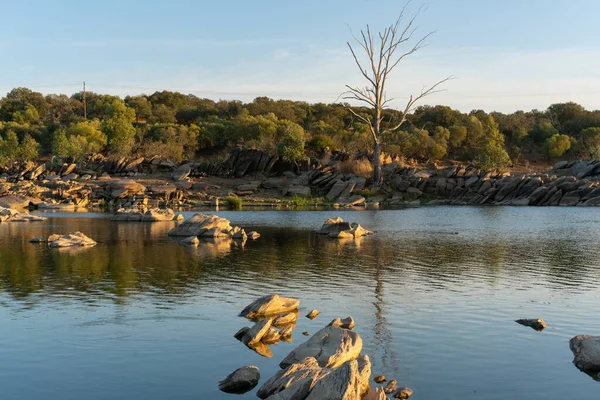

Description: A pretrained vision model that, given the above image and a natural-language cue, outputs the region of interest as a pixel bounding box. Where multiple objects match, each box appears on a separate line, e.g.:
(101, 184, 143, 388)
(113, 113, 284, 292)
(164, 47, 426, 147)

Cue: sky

(1, 0, 599, 113)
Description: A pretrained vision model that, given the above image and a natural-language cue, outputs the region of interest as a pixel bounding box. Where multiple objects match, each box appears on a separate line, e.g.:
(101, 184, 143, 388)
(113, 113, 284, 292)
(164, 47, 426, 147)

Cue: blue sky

(1, 0, 599, 112)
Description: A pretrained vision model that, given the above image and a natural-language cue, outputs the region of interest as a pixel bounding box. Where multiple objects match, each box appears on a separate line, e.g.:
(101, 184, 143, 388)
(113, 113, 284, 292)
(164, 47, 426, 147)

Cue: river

(0, 207, 598, 399)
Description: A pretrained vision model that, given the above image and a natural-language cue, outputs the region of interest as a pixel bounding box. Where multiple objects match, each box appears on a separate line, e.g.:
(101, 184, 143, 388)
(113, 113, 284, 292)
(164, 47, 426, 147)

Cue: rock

(218, 366, 260, 394)
(240, 294, 300, 319)
(326, 180, 350, 200)
(168, 213, 233, 237)
(363, 387, 388, 400)
(0, 194, 38, 209)
(232, 227, 247, 240)
(49, 232, 97, 248)
(172, 164, 192, 181)
(306, 309, 320, 320)
(304, 355, 371, 400)
(257, 357, 325, 399)
(273, 312, 297, 327)
(516, 318, 547, 331)
(242, 318, 273, 346)
(112, 208, 144, 221)
(303, 331, 310, 336)
(394, 387, 413, 399)
(247, 341, 273, 358)
(261, 326, 282, 344)
(47, 234, 61, 242)
(141, 208, 175, 221)
(559, 191, 580, 206)
(374, 375, 386, 383)
(570, 335, 600, 371)
(258, 356, 370, 400)
(29, 237, 47, 243)
(317, 218, 352, 235)
(338, 195, 366, 207)
(553, 160, 569, 169)
(384, 379, 398, 394)
(108, 180, 146, 198)
(280, 325, 363, 369)
(180, 236, 199, 246)
(286, 185, 312, 197)
(234, 326, 250, 341)
(328, 317, 355, 330)
(247, 231, 260, 240)
(280, 326, 294, 341)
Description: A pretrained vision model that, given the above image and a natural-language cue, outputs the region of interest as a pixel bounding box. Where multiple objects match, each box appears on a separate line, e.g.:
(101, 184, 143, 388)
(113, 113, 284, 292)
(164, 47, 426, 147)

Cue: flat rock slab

(240, 294, 300, 319)
(218, 366, 260, 394)
(280, 325, 363, 369)
(570, 335, 600, 371)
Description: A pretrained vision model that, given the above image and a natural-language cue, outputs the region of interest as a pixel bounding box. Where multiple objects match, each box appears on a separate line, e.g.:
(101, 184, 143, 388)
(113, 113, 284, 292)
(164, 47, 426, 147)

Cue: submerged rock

(280, 325, 363, 369)
(516, 318, 547, 331)
(570, 335, 600, 371)
(49, 232, 97, 248)
(373, 375, 386, 383)
(394, 387, 413, 399)
(240, 294, 300, 319)
(218, 366, 260, 394)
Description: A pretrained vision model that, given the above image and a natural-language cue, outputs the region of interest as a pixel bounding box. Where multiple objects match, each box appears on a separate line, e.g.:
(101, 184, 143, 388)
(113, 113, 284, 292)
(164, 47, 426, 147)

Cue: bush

(224, 196, 242, 210)
(338, 158, 373, 179)
(543, 134, 573, 158)
(306, 135, 336, 153)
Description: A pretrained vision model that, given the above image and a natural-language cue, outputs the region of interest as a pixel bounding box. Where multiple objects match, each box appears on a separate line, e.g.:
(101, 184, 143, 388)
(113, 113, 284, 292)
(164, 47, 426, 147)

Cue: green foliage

(449, 125, 467, 148)
(306, 135, 336, 153)
(276, 121, 305, 162)
(475, 120, 511, 170)
(577, 127, 600, 159)
(66, 119, 107, 154)
(224, 196, 242, 210)
(101, 99, 136, 156)
(543, 134, 573, 158)
(0, 130, 39, 164)
(529, 121, 558, 144)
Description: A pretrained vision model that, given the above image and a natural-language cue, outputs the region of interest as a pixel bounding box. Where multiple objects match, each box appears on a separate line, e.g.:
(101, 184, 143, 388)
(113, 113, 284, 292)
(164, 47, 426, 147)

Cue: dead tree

(344, 5, 452, 184)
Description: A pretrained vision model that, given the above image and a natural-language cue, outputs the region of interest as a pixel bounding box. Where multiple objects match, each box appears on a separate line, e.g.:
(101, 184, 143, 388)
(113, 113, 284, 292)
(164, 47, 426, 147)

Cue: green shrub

(224, 196, 242, 210)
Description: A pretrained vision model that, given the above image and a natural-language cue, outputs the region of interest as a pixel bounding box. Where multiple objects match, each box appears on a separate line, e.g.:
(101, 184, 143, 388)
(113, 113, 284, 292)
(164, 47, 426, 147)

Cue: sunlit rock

(280, 325, 363, 369)
(240, 294, 300, 319)
(570, 335, 600, 372)
(516, 318, 547, 331)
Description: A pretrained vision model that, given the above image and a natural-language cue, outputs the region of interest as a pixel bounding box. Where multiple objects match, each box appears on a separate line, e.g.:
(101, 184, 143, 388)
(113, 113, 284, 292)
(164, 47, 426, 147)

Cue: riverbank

(1, 151, 599, 211)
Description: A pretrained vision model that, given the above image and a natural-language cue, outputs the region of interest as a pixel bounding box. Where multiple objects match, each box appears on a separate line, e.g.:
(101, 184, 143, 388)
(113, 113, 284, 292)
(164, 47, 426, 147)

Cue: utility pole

(83, 81, 87, 120)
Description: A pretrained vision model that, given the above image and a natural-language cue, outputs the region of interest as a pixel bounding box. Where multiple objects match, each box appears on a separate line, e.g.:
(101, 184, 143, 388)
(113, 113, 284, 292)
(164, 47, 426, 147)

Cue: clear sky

(1, 0, 599, 112)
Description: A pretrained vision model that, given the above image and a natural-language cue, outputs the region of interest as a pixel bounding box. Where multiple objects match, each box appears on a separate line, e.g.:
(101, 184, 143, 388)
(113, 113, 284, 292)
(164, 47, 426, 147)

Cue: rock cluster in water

(30, 232, 97, 248)
(169, 213, 259, 246)
(0, 206, 47, 223)
(112, 207, 181, 222)
(316, 217, 373, 239)
(219, 293, 412, 399)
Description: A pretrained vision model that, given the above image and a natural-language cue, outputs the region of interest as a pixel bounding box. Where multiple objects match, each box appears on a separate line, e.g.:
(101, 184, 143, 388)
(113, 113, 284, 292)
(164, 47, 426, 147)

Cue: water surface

(0, 207, 599, 399)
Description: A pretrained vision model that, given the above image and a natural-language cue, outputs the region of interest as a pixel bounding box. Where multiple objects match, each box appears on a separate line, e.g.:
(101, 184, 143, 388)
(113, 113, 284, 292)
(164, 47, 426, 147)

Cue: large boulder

(257, 356, 371, 400)
(112, 208, 144, 221)
(570, 335, 600, 371)
(168, 213, 232, 237)
(240, 294, 300, 319)
(49, 232, 97, 248)
(280, 325, 363, 369)
(218, 366, 260, 394)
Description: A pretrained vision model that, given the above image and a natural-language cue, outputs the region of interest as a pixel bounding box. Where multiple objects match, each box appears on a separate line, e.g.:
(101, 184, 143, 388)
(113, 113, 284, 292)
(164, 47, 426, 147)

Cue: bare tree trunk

(373, 140, 382, 184)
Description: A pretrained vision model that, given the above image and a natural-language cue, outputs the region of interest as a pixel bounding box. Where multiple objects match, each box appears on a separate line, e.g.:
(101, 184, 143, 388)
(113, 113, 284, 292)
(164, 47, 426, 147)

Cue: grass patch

(224, 195, 243, 210)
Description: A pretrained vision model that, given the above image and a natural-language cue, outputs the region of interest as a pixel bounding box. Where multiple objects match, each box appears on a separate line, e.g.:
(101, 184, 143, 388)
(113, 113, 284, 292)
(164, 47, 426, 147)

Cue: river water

(0, 207, 599, 399)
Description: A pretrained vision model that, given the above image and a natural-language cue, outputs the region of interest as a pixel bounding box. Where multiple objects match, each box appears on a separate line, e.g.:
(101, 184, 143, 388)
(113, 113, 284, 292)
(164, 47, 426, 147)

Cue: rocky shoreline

(2, 149, 600, 211)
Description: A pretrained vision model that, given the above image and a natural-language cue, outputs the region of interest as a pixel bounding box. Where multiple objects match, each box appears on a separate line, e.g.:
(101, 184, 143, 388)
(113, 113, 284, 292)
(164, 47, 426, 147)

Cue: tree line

(0, 87, 599, 170)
